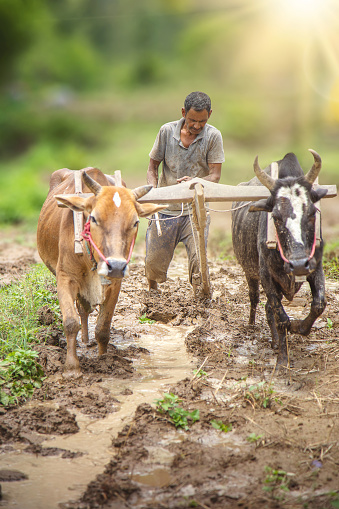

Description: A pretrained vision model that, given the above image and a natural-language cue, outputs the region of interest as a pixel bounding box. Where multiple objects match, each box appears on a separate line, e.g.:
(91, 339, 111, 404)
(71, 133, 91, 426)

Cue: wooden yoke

(73, 171, 84, 254)
(58, 170, 124, 254)
(314, 177, 321, 247)
(266, 162, 279, 249)
(190, 182, 211, 296)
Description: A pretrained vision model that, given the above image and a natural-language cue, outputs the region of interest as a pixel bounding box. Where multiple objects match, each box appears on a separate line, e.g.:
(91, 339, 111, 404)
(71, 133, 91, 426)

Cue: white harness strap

(74, 171, 84, 254)
(314, 177, 321, 247)
(266, 161, 279, 249)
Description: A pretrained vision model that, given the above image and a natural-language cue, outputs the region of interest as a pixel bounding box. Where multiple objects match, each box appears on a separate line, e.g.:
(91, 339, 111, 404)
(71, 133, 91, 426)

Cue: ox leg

(270, 295, 291, 368)
(260, 257, 291, 368)
(57, 278, 82, 378)
(76, 300, 89, 344)
(290, 268, 326, 336)
(95, 280, 122, 355)
(265, 300, 279, 349)
(246, 276, 260, 325)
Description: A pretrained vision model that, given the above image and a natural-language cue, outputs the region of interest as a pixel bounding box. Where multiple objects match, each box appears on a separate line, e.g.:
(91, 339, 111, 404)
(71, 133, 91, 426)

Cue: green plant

(263, 467, 294, 499)
(192, 368, 208, 379)
(0, 264, 61, 355)
(247, 432, 264, 443)
(210, 419, 232, 433)
(330, 493, 339, 508)
(139, 313, 155, 325)
(323, 253, 339, 280)
(0, 348, 45, 406)
(327, 317, 333, 329)
(244, 381, 281, 409)
(154, 393, 200, 431)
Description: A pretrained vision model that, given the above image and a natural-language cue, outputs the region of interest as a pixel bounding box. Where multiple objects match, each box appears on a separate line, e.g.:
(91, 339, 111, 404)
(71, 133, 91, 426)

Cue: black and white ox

(232, 150, 328, 368)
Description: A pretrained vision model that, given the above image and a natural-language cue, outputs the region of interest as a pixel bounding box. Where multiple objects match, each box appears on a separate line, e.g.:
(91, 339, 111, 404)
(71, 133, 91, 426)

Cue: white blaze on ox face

(276, 183, 308, 245)
(113, 191, 121, 208)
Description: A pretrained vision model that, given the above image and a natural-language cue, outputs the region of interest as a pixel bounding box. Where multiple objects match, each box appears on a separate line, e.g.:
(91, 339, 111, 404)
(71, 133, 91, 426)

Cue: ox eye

(133, 220, 140, 228)
(90, 215, 97, 224)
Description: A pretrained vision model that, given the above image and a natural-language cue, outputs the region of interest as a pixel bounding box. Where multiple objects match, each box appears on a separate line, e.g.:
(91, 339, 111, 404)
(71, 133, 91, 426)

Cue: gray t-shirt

(149, 118, 225, 215)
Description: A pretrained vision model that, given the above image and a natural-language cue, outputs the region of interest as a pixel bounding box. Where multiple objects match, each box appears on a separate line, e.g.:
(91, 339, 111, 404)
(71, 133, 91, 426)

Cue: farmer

(145, 91, 225, 292)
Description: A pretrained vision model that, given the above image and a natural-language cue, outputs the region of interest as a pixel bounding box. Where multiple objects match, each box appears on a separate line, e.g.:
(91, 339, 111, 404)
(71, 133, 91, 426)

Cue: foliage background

(0, 0, 338, 227)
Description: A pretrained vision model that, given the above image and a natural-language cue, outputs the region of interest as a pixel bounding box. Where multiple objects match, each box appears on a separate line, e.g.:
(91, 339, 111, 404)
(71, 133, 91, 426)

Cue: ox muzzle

(97, 258, 129, 279)
(284, 256, 317, 277)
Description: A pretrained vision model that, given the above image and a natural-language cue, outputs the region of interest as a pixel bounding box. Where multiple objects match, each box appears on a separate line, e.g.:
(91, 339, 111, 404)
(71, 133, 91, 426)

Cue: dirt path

(1, 204, 339, 508)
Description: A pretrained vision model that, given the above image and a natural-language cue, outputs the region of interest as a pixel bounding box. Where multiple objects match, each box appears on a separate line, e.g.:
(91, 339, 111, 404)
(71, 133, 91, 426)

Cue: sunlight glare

(272, 0, 334, 27)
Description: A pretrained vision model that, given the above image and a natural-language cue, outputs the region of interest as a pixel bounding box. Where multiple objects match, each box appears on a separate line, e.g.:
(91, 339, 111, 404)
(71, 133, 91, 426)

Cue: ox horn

(253, 156, 275, 190)
(132, 184, 153, 200)
(305, 149, 322, 184)
(81, 170, 102, 195)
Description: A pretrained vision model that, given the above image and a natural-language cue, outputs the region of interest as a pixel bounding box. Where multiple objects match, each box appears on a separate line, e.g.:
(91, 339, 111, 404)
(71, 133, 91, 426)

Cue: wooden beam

(73, 171, 84, 254)
(191, 183, 210, 296)
(137, 177, 337, 204)
(56, 178, 337, 207)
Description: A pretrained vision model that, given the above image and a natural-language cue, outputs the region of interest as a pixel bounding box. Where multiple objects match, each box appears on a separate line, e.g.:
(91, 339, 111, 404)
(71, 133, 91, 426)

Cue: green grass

(154, 392, 200, 431)
(0, 264, 61, 406)
(0, 349, 45, 406)
(0, 264, 61, 356)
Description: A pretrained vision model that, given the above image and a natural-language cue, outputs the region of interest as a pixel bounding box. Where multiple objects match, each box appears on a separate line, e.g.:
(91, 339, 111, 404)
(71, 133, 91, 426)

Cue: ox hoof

(290, 320, 302, 334)
(275, 355, 290, 375)
(62, 370, 83, 380)
(62, 364, 82, 379)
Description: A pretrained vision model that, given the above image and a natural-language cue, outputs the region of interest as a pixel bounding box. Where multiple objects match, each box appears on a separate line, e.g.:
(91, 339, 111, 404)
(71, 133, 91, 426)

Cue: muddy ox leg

(95, 280, 122, 355)
(76, 300, 89, 344)
(265, 300, 279, 349)
(268, 294, 291, 368)
(290, 267, 326, 335)
(246, 276, 260, 325)
(57, 275, 81, 378)
(261, 266, 291, 368)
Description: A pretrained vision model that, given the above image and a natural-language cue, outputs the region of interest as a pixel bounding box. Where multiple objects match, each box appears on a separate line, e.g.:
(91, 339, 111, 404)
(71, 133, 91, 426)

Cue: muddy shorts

(145, 212, 210, 285)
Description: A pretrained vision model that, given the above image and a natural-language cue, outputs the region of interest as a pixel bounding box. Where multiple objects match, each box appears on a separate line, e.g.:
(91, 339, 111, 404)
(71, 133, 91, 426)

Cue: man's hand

(177, 176, 192, 183)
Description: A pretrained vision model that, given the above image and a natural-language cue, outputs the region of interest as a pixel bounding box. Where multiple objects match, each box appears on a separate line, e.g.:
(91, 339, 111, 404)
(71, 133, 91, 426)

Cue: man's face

(182, 108, 211, 135)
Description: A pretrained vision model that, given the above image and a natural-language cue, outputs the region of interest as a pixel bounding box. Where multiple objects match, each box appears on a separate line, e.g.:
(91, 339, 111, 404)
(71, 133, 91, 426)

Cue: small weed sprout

(210, 419, 232, 433)
(327, 317, 333, 329)
(330, 492, 339, 508)
(263, 466, 294, 499)
(139, 313, 155, 325)
(154, 393, 199, 431)
(247, 432, 264, 444)
(192, 368, 208, 379)
(244, 381, 281, 409)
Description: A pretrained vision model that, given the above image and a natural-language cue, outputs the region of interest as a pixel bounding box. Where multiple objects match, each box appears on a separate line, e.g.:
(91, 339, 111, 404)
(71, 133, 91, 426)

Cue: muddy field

(1, 200, 339, 509)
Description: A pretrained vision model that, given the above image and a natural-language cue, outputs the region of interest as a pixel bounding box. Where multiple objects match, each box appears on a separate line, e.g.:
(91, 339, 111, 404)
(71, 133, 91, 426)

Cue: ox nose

(98, 259, 129, 279)
(286, 257, 312, 276)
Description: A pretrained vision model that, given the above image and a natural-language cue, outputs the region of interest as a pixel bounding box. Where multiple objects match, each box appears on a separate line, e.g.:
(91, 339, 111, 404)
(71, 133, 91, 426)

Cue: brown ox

(37, 167, 165, 377)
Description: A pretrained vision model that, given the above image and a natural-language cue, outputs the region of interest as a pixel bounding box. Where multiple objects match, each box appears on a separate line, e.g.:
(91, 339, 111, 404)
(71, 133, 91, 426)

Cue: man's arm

(177, 163, 222, 184)
(203, 163, 222, 183)
(147, 158, 161, 187)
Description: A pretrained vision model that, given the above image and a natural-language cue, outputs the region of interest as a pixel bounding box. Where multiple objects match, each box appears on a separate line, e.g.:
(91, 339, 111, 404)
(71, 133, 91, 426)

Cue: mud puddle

(0, 324, 195, 509)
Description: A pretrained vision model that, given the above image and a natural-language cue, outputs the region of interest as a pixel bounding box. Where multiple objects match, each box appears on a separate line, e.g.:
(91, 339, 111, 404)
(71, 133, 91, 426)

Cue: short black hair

(184, 91, 211, 114)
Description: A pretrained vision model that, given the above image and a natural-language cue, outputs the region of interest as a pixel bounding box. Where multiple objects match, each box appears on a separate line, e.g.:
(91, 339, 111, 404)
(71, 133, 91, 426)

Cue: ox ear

(249, 199, 273, 213)
(55, 194, 94, 212)
(311, 187, 328, 203)
(135, 203, 168, 218)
